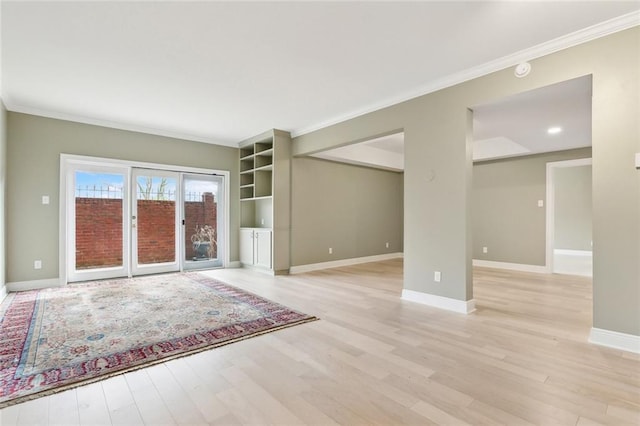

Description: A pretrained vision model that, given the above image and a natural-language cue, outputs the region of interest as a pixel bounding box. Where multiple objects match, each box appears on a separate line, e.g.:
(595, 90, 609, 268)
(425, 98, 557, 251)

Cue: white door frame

(131, 168, 181, 276)
(64, 162, 130, 283)
(60, 154, 230, 285)
(545, 157, 592, 273)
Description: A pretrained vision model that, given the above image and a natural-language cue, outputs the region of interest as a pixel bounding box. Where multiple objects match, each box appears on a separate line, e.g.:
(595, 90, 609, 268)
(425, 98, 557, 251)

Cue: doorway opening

(546, 158, 593, 277)
(469, 76, 593, 323)
(470, 75, 592, 274)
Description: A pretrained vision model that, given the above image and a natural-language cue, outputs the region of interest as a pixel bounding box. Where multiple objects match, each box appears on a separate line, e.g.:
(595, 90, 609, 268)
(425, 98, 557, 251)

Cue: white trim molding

(0, 285, 7, 303)
(473, 259, 549, 274)
(289, 252, 403, 274)
(401, 289, 476, 314)
(7, 278, 63, 292)
(4, 101, 237, 148)
(554, 249, 592, 256)
(589, 328, 640, 354)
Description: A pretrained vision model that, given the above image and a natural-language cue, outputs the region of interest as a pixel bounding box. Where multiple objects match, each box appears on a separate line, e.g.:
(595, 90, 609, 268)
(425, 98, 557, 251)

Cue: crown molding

(291, 10, 640, 138)
(3, 101, 238, 148)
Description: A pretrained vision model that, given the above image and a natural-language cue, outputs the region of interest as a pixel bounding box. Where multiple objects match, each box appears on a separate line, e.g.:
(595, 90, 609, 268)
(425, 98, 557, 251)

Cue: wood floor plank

(101, 375, 143, 426)
(165, 357, 231, 423)
(145, 363, 208, 426)
(47, 389, 80, 426)
(15, 394, 49, 426)
(0, 403, 20, 426)
(76, 381, 111, 426)
(124, 369, 177, 426)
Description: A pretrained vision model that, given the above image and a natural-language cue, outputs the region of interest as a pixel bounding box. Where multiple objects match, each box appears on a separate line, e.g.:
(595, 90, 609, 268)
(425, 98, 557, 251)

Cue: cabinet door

(254, 230, 272, 269)
(239, 229, 254, 265)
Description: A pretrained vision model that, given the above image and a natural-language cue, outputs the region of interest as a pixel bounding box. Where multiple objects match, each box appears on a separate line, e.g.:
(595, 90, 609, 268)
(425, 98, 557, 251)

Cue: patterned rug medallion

(0, 273, 317, 408)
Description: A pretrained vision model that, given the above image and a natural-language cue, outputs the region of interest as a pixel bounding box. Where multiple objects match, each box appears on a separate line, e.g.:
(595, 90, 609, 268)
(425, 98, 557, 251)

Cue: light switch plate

(42, 195, 50, 205)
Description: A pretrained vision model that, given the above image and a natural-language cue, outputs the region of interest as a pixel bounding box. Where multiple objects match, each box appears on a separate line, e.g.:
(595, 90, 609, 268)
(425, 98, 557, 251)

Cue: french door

(68, 165, 130, 282)
(65, 159, 225, 282)
(131, 169, 180, 276)
(183, 174, 225, 270)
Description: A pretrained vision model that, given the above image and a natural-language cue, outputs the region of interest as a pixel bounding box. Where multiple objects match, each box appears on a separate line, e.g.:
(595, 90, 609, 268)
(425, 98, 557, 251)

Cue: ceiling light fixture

(547, 126, 563, 135)
(514, 62, 531, 78)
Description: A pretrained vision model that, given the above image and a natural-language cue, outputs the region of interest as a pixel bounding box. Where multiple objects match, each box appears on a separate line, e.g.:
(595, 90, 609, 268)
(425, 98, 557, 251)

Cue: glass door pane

(132, 169, 180, 275)
(68, 167, 129, 282)
(183, 174, 224, 269)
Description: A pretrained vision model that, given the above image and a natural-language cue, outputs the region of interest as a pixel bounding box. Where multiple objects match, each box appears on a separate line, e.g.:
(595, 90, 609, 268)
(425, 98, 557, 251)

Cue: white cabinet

(239, 228, 272, 270)
(239, 228, 255, 265)
(254, 229, 272, 269)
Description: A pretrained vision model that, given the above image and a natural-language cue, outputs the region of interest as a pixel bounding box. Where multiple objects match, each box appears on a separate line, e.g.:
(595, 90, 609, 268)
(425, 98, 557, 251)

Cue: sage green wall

(291, 157, 403, 266)
(0, 102, 6, 295)
(555, 165, 592, 251)
(6, 112, 239, 283)
(473, 148, 591, 265)
(293, 28, 639, 336)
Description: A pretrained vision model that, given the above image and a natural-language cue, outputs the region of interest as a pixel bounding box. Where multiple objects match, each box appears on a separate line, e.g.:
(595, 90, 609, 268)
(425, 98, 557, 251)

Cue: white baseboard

(6, 278, 63, 292)
(227, 261, 242, 268)
(289, 252, 403, 274)
(554, 249, 592, 256)
(589, 327, 640, 354)
(401, 289, 476, 314)
(0, 285, 7, 303)
(473, 259, 549, 274)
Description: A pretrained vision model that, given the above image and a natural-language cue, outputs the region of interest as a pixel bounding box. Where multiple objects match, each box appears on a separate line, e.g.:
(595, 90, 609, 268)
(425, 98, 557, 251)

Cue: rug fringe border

(0, 316, 318, 409)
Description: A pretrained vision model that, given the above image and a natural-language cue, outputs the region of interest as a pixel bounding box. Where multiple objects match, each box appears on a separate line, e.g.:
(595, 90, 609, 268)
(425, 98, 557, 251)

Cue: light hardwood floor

(1, 259, 639, 425)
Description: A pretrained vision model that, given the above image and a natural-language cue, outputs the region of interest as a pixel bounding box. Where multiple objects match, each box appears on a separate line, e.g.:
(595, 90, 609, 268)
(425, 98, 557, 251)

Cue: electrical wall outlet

(538, 199, 544, 207)
(328, 247, 333, 254)
(34, 260, 42, 270)
(434, 271, 441, 282)
(385, 242, 390, 248)
(42, 195, 50, 205)
(483, 246, 488, 254)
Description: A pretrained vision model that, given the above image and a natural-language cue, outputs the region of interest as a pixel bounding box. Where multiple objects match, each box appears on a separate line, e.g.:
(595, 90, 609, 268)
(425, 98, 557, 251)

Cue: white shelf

(254, 164, 273, 172)
(240, 195, 273, 202)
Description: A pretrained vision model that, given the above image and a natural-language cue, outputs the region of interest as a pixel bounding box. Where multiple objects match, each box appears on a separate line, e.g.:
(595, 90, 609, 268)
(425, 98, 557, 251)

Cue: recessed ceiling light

(547, 126, 563, 135)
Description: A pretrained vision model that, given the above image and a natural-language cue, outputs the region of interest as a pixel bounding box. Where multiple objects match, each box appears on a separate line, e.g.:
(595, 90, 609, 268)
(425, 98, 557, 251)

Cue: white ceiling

(2, 2, 638, 147)
(472, 75, 593, 161)
(312, 132, 405, 172)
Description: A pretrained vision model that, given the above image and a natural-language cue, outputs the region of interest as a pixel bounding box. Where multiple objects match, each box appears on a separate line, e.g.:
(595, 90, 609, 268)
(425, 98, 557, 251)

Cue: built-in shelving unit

(239, 129, 291, 274)
(240, 140, 274, 200)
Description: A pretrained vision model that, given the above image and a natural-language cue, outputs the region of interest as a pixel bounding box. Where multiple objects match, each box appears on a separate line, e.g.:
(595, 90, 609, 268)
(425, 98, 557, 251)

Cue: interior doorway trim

(59, 154, 230, 285)
(545, 157, 592, 273)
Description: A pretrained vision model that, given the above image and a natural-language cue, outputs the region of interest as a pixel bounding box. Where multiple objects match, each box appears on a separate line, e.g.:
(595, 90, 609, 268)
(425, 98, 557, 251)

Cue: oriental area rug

(0, 273, 317, 408)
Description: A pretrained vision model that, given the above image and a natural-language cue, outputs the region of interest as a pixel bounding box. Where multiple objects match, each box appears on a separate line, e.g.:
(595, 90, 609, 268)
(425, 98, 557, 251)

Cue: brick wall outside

(75, 193, 217, 269)
(136, 200, 176, 264)
(76, 198, 123, 269)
